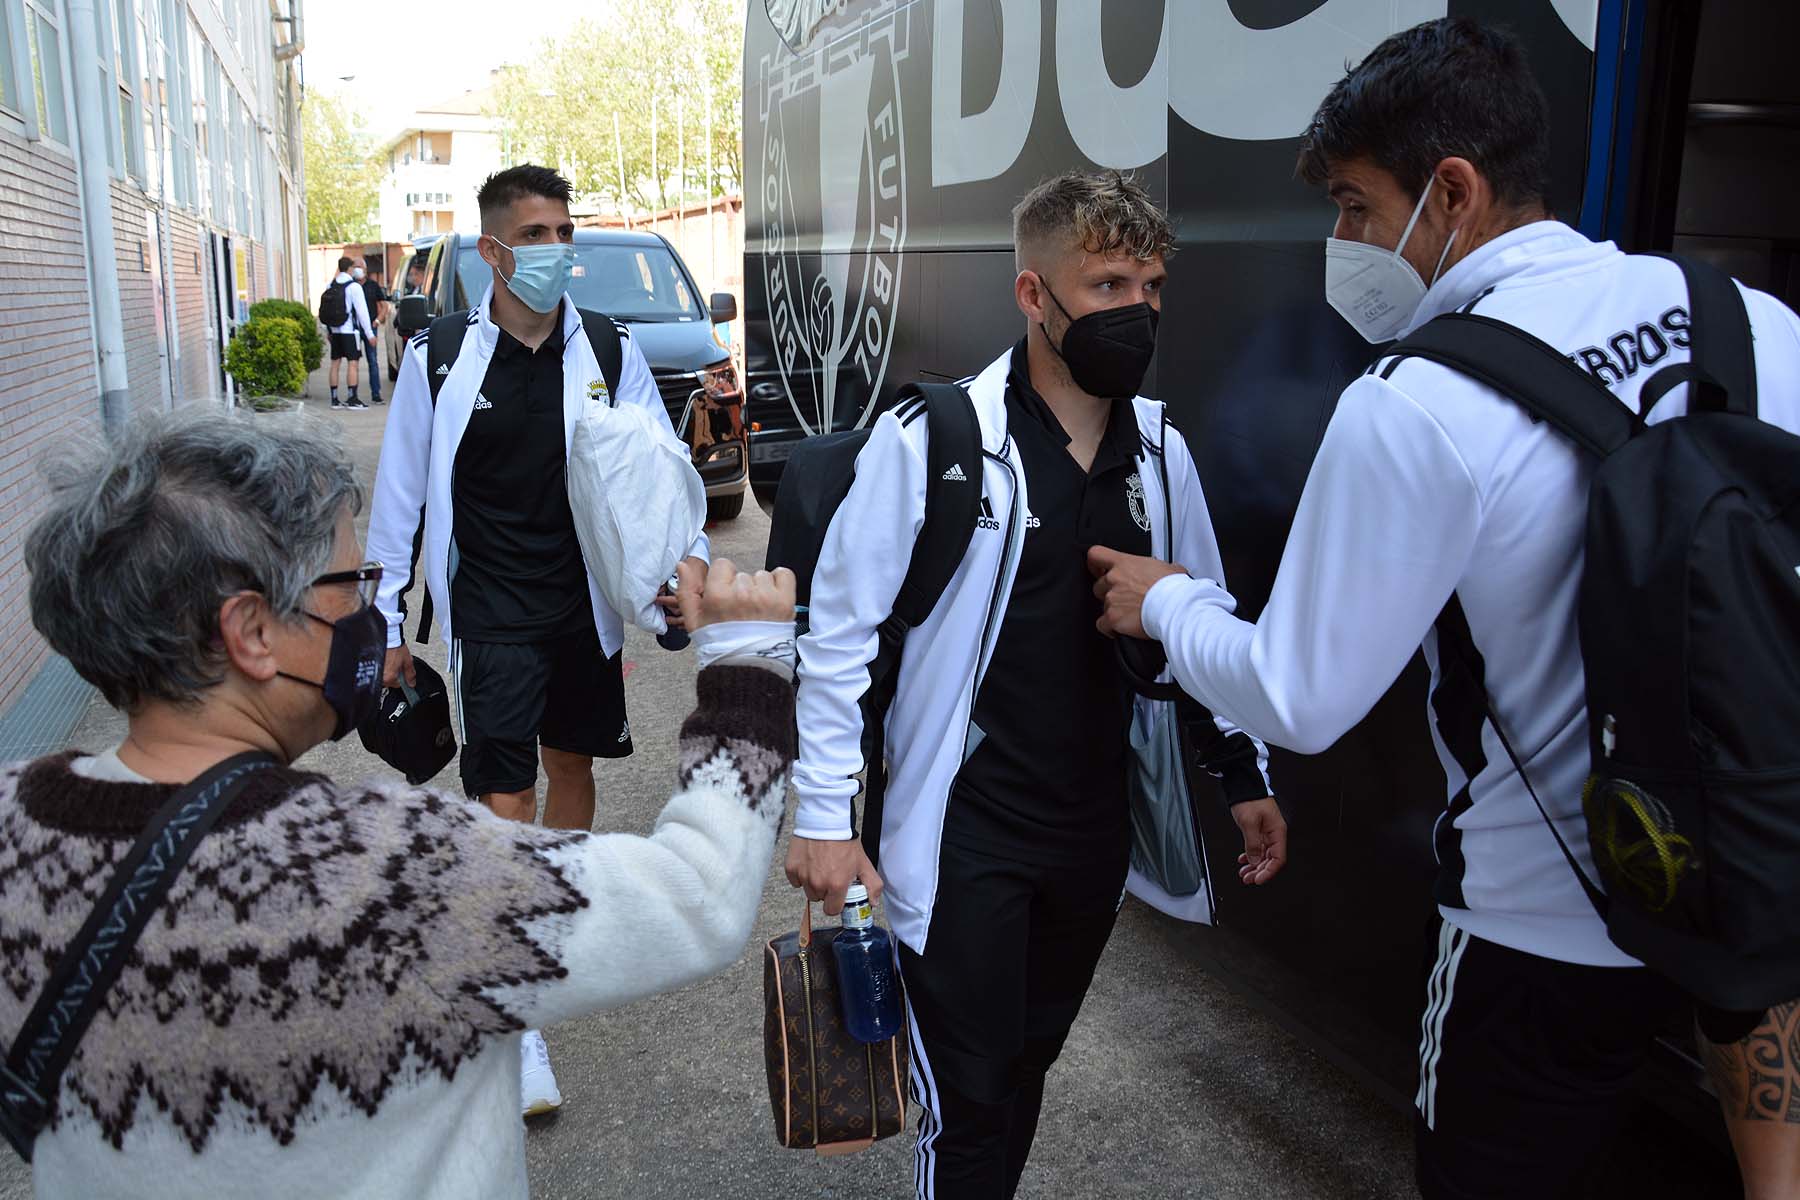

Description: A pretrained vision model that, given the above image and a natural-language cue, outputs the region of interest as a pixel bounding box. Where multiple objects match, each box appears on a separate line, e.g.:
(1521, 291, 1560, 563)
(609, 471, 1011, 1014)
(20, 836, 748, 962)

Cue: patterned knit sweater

(0, 662, 793, 1199)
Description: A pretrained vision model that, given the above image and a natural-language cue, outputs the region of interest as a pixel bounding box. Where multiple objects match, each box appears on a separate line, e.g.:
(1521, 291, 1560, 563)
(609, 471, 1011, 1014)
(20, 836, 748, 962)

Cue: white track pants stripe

(902, 973, 940, 1199)
(1415, 922, 1470, 1131)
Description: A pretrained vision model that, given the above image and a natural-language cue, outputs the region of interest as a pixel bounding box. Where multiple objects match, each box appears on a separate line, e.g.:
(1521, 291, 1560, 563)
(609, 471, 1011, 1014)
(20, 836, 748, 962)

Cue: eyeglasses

(311, 561, 384, 608)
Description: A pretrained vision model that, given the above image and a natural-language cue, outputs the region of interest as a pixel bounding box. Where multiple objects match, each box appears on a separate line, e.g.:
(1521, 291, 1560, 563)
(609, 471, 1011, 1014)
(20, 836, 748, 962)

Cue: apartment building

(0, 0, 306, 754)
(376, 80, 502, 242)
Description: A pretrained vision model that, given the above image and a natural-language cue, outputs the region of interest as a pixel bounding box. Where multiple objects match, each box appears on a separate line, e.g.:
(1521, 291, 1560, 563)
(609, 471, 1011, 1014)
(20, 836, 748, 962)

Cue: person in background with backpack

(321, 255, 376, 410)
(356, 260, 390, 405)
(363, 163, 707, 1118)
(1088, 18, 1800, 1199)
(785, 170, 1284, 1199)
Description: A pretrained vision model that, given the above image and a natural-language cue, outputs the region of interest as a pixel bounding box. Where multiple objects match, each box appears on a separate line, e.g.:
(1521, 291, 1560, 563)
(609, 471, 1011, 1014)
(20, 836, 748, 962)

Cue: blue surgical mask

(489, 236, 575, 314)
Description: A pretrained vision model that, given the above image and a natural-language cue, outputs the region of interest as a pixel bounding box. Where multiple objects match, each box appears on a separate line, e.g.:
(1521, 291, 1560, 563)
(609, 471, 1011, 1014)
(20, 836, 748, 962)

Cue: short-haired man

(365, 164, 708, 1118)
(787, 171, 1284, 1198)
(357, 261, 390, 404)
(326, 254, 375, 410)
(1089, 18, 1800, 1198)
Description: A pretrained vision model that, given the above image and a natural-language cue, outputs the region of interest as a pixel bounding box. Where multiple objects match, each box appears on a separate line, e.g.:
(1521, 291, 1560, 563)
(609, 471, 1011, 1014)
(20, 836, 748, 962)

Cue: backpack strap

(1641, 254, 1758, 420)
(1388, 313, 1637, 459)
(577, 308, 624, 400)
(0, 752, 278, 1161)
(858, 381, 982, 866)
(886, 382, 983, 631)
(413, 311, 474, 644)
(1433, 598, 1610, 919)
(1386, 315, 1629, 914)
(425, 311, 471, 407)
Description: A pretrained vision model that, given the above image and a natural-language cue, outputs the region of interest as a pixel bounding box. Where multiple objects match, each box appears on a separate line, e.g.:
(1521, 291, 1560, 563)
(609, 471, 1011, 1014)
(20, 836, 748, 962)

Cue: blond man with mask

(786, 171, 1285, 1199)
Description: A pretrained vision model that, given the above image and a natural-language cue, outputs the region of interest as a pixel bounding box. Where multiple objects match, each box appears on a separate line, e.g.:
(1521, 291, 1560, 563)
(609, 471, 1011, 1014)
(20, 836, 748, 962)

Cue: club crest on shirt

(587, 378, 609, 402)
(1126, 473, 1150, 532)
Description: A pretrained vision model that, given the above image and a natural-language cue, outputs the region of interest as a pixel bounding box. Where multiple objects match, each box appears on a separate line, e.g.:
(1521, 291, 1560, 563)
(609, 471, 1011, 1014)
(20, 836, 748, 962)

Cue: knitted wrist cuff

(683, 664, 797, 765)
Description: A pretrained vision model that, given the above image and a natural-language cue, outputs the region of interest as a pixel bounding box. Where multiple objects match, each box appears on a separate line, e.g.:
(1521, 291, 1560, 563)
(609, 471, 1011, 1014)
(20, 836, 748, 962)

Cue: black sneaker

(343, 397, 369, 411)
(370, 396, 385, 404)
(330, 399, 344, 409)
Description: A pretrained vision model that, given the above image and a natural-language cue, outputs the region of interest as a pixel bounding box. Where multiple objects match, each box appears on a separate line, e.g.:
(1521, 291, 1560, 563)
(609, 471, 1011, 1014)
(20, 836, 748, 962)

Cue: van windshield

(456, 243, 702, 322)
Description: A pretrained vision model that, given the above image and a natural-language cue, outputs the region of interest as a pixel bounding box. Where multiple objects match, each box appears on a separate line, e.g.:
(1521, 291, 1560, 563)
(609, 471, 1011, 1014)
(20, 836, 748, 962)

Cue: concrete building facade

(375, 81, 502, 243)
(0, 0, 306, 751)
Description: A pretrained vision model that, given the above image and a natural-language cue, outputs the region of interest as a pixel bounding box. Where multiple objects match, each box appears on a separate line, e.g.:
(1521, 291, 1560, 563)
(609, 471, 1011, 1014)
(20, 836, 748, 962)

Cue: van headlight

(701, 359, 740, 401)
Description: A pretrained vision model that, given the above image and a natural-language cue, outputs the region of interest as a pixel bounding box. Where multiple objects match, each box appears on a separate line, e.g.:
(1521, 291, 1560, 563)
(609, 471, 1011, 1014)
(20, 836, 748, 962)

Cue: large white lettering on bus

(1168, 0, 1445, 141)
(931, 0, 1039, 188)
(1057, 2, 1166, 169)
(931, 0, 1450, 186)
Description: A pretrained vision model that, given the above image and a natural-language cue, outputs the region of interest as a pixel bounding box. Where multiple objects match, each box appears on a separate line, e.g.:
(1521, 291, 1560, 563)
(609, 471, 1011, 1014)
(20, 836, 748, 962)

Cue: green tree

(490, 0, 745, 215)
(303, 90, 381, 243)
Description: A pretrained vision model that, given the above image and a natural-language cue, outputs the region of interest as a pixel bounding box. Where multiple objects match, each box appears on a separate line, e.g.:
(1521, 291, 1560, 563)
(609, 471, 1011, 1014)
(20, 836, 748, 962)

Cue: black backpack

(1387, 255, 1800, 1018)
(763, 382, 982, 863)
(399, 308, 626, 643)
(317, 279, 350, 328)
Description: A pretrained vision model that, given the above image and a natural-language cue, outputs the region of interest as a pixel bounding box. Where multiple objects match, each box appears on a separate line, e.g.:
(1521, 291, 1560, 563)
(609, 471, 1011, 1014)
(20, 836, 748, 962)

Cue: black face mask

(1039, 280, 1161, 399)
(278, 605, 388, 741)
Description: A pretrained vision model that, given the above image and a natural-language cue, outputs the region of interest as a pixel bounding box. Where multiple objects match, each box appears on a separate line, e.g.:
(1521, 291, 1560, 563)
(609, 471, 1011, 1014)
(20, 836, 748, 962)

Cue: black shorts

(455, 623, 632, 797)
(329, 332, 361, 360)
(1412, 916, 1674, 1199)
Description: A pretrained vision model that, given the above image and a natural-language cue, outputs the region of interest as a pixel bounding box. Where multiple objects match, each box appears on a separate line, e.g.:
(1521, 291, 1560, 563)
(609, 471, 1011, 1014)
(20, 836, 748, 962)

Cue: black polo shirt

(944, 341, 1155, 864)
(361, 278, 387, 318)
(450, 312, 590, 642)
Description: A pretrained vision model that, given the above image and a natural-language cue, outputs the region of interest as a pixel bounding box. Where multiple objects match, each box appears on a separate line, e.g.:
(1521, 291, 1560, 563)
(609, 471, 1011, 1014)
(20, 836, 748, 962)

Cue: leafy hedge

(249, 298, 324, 372)
(226, 316, 308, 399)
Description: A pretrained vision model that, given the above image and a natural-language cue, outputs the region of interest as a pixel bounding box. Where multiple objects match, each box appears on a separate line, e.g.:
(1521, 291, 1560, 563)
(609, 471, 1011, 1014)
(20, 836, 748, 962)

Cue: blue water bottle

(832, 882, 902, 1043)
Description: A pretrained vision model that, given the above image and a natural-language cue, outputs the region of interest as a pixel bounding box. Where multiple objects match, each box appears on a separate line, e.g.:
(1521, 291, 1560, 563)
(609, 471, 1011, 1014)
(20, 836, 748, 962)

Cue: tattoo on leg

(1700, 1001, 1800, 1124)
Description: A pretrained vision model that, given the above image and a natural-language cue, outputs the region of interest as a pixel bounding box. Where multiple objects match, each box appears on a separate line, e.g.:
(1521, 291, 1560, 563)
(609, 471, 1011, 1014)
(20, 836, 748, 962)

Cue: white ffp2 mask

(1324, 177, 1458, 344)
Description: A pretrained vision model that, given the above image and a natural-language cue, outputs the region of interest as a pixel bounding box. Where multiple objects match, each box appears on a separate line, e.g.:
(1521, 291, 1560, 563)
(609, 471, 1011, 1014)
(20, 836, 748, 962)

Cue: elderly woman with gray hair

(0, 410, 798, 1199)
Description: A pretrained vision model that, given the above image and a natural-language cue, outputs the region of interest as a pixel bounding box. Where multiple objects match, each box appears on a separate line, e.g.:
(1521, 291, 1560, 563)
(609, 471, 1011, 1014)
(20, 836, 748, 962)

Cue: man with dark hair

(787, 170, 1282, 1198)
(365, 163, 708, 1118)
(1090, 16, 1800, 1198)
(357, 261, 390, 404)
(325, 254, 375, 410)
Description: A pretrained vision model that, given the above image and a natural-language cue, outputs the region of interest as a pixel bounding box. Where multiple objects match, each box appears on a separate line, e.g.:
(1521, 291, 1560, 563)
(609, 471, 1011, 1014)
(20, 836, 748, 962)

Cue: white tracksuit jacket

(794, 345, 1271, 954)
(1143, 221, 1800, 967)
(365, 284, 708, 658)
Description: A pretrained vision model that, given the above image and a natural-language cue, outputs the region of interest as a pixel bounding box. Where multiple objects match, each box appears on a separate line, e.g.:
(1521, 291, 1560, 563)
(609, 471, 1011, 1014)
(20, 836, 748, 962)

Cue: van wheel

(707, 491, 745, 522)
(388, 362, 399, 382)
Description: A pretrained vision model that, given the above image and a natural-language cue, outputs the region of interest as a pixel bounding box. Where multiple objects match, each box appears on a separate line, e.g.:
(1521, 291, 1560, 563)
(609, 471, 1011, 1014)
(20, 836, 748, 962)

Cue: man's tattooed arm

(1699, 1001, 1800, 1124)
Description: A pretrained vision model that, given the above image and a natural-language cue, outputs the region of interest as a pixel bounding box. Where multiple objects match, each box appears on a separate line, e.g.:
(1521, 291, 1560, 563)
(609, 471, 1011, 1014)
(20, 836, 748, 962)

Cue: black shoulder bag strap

(857, 381, 982, 865)
(0, 751, 279, 1160)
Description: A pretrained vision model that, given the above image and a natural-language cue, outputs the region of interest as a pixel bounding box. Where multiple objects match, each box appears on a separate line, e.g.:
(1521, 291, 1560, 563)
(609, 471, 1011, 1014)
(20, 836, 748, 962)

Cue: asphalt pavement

(0, 380, 1417, 1199)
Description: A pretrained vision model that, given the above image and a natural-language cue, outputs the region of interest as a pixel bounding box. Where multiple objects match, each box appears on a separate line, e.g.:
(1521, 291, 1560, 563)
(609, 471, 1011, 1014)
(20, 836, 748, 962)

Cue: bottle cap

(844, 882, 869, 905)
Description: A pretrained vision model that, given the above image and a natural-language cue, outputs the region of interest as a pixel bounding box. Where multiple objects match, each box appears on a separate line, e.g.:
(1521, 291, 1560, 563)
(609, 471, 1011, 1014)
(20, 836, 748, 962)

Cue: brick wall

(0, 131, 102, 711)
(168, 211, 217, 404)
(111, 183, 164, 419)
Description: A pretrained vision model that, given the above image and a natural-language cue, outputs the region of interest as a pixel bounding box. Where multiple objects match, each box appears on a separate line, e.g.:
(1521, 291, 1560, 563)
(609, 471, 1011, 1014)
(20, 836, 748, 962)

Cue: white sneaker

(520, 1028, 563, 1117)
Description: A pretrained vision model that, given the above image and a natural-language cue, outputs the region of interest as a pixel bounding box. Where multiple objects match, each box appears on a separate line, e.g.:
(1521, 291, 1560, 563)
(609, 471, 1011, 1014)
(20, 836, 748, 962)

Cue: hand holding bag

(762, 898, 909, 1154)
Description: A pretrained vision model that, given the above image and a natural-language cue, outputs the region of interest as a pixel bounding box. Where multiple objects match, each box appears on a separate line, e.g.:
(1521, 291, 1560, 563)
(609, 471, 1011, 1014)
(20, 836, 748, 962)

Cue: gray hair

(25, 407, 363, 711)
